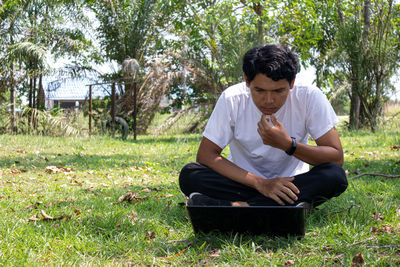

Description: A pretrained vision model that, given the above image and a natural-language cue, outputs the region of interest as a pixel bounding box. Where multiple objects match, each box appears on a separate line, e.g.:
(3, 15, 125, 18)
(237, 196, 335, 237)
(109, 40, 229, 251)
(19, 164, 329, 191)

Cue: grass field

(0, 114, 399, 266)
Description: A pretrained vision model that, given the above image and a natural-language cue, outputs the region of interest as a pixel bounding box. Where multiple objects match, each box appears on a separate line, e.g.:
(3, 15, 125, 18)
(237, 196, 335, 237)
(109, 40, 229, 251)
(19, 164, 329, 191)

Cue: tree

(170, 0, 332, 108)
(335, 0, 400, 130)
(0, 0, 92, 131)
(167, 0, 262, 108)
(86, 0, 182, 133)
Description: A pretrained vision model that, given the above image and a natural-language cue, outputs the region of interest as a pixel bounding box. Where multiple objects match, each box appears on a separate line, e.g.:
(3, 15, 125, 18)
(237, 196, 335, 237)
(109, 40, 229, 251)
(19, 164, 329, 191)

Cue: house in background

(44, 77, 108, 110)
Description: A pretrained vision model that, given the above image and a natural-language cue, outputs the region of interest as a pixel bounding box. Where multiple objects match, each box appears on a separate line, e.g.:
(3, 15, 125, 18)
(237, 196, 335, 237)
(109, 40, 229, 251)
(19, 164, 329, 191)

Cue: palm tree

(1, 0, 92, 132)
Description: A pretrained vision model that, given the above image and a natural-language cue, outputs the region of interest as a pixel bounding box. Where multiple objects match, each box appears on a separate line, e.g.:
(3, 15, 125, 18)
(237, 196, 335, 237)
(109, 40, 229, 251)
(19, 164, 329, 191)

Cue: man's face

(245, 73, 294, 115)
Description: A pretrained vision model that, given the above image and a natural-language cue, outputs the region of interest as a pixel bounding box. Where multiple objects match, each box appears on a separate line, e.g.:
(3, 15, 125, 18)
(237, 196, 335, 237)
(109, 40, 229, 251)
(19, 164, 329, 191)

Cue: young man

(179, 44, 347, 208)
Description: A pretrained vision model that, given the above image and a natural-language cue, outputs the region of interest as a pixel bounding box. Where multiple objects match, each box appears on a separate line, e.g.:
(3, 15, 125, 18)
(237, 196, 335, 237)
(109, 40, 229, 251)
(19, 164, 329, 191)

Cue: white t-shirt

(203, 82, 338, 178)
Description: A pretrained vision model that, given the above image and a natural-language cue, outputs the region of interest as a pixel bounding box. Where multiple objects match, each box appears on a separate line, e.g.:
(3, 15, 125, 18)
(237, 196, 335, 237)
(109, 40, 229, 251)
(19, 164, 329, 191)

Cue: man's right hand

(254, 177, 300, 205)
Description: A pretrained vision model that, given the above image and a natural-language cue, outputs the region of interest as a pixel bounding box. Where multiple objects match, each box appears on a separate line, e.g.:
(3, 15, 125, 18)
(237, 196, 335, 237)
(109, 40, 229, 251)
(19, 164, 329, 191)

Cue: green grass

(0, 115, 399, 266)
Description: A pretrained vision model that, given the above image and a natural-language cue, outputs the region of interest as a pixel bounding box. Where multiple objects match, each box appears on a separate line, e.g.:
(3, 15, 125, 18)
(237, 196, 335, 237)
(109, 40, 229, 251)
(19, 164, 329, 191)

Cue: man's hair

(242, 44, 299, 84)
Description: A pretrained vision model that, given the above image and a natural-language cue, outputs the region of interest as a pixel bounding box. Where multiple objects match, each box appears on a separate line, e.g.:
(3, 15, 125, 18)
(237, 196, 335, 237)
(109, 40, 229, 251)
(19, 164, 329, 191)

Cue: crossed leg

(179, 162, 348, 207)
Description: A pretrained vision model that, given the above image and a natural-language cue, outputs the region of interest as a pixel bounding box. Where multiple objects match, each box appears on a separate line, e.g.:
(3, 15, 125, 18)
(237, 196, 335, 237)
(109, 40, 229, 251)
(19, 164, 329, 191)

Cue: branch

(349, 173, 400, 180)
(384, 110, 400, 122)
(346, 236, 375, 247)
(335, 0, 345, 25)
(366, 245, 400, 249)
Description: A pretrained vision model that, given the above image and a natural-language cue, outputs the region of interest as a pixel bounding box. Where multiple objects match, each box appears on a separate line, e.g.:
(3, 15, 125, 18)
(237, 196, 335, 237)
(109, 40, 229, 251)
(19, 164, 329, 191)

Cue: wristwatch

(285, 137, 297, 155)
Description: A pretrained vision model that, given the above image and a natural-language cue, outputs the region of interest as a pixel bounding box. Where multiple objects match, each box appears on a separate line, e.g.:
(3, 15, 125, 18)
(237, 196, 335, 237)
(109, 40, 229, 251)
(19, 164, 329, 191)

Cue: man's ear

(290, 79, 295, 89)
(243, 74, 250, 87)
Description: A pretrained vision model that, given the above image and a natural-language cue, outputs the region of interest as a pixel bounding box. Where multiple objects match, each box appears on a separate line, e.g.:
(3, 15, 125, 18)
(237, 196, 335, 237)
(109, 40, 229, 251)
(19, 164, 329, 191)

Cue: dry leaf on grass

(45, 166, 74, 174)
(40, 210, 71, 221)
(28, 210, 71, 222)
(28, 214, 40, 221)
(141, 187, 161, 193)
(352, 252, 364, 266)
(327, 254, 345, 263)
(146, 231, 156, 241)
(118, 191, 148, 203)
(128, 210, 138, 225)
(371, 211, 384, 221)
(284, 259, 295, 266)
(9, 169, 27, 175)
(209, 249, 220, 258)
(159, 249, 186, 261)
(70, 180, 82, 186)
(371, 225, 394, 233)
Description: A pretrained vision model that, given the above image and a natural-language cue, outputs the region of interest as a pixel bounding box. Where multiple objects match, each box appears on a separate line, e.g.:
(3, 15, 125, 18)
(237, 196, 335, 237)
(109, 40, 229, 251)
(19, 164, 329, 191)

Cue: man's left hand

(257, 114, 292, 151)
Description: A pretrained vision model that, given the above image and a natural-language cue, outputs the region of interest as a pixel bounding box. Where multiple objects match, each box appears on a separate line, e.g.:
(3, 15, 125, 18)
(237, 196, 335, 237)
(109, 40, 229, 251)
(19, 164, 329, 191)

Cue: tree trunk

(349, 91, 360, 130)
(255, 3, 264, 45)
(33, 77, 37, 109)
(10, 62, 16, 134)
(10, 86, 16, 133)
(363, 0, 371, 38)
(29, 77, 33, 108)
(37, 74, 44, 110)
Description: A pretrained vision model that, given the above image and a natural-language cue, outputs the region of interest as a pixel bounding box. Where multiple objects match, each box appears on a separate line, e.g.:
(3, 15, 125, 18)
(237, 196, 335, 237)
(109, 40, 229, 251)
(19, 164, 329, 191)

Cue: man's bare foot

(231, 201, 250, 207)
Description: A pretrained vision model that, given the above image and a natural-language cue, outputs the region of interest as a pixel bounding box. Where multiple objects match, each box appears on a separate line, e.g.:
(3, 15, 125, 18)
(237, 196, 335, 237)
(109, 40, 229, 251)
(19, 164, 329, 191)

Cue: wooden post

(111, 82, 116, 135)
(89, 85, 92, 135)
(133, 81, 137, 140)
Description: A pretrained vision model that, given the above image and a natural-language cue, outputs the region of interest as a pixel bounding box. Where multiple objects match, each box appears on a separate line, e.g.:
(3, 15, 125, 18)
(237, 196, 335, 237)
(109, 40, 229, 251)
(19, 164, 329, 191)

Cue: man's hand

(257, 114, 292, 151)
(254, 176, 300, 205)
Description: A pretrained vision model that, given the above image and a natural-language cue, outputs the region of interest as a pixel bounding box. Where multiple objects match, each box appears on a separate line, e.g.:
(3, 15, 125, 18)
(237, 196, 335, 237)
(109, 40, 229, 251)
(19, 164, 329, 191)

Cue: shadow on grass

(0, 152, 191, 171)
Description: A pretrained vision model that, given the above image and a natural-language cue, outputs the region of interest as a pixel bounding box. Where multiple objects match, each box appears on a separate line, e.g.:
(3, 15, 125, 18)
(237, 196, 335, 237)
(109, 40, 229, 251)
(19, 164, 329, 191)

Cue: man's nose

(264, 92, 273, 104)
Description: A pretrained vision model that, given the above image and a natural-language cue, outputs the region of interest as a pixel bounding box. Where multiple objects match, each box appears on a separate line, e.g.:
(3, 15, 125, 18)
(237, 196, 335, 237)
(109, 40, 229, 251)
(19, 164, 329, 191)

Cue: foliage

(165, 0, 260, 106)
(1, 0, 400, 134)
(85, 0, 184, 133)
(167, 0, 339, 107)
(315, 0, 400, 131)
(0, 0, 93, 113)
(0, 115, 399, 265)
(0, 103, 81, 136)
(86, 0, 157, 64)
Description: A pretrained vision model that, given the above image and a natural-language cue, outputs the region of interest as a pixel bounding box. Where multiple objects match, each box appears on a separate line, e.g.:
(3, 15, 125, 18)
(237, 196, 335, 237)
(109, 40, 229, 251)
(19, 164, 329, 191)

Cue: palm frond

(9, 41, 47, 67)
(0, 103, 81, 136)
(21, 107, 80, 136)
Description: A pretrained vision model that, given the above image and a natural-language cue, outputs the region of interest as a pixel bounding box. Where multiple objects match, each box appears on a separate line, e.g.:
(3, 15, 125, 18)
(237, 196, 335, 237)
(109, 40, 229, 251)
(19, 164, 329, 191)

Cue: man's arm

(294, 127, 344, 166)
(197, 137, 299, 205)
(257, 114, 344, 166)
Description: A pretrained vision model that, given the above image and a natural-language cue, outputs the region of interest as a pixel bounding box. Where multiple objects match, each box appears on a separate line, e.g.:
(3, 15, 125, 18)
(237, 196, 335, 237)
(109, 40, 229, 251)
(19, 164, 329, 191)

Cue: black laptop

(186, 203, 306, 236)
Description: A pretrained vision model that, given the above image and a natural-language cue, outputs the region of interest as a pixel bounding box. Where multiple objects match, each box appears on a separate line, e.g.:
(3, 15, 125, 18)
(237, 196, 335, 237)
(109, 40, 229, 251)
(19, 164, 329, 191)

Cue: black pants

(179, 162, 348, 206)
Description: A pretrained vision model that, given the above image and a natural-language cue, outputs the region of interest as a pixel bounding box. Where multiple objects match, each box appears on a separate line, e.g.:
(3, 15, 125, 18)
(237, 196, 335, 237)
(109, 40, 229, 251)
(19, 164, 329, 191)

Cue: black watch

(285, 137, 296, 155)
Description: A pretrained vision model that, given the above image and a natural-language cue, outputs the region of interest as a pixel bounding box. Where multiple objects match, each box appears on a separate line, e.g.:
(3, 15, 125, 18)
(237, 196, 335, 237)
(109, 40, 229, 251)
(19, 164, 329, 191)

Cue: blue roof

(45, 77, 109, 100)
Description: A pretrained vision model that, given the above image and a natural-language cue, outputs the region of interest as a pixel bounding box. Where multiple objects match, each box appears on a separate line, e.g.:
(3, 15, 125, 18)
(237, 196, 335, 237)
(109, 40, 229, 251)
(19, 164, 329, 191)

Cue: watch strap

(286, 137, 297, 155)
